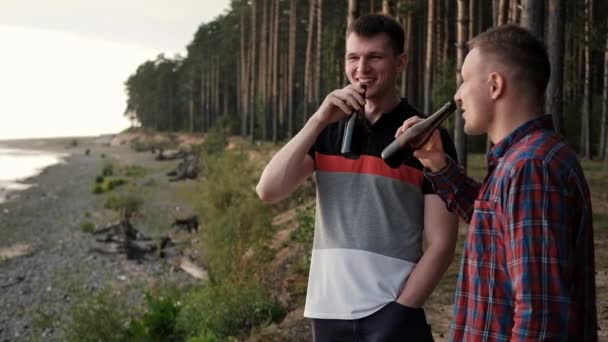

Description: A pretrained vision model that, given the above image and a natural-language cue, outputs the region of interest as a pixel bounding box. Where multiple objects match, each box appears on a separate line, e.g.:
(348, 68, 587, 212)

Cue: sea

(0, 146, 67, 203)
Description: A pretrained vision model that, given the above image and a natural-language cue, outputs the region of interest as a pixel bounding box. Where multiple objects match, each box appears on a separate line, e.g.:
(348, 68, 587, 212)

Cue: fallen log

(168, 154, 200, 181)
(178, 257, 208, 280)
(172, 215, 199, 233)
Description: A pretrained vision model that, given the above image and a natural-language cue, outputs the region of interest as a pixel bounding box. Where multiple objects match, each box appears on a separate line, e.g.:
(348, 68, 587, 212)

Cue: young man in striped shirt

(257, 14, 458, 341)
(400, 24, 598, 341)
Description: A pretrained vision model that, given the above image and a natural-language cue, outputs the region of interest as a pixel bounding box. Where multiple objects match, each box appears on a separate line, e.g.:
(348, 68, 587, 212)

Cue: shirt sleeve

(421, 127, 459, 195)
(503, 159, 572, 341)
(424, 155, 480, 222)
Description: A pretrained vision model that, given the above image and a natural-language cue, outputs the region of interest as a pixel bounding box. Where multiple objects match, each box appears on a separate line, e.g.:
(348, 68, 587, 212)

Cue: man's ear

(396, 53, 408, 73)
(489, 72, 504, 100)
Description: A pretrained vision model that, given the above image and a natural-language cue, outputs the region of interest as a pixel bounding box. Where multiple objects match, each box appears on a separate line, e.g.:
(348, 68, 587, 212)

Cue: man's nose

(357, 57, 370, 72)
(454, 86, 462, 105)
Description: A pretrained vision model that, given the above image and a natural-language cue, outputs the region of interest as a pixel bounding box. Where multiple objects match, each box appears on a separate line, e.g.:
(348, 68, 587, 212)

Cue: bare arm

(256, 84, 366, 203)
(396, 194, 458, 307)
(256, 117, 320, 203)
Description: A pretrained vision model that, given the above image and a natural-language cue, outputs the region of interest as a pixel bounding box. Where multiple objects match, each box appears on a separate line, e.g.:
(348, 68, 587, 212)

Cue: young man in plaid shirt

(398, 25, 598, 341)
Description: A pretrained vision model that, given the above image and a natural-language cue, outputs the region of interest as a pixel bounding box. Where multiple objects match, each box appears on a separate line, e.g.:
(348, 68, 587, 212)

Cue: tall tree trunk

(521, 0, 544, 40)
(601, 31, 608, 161)
(240, 1, 248, 136)
(382, 0, 391, 14)
(424, 0, 435, 114)
(581, 0, 592, 159)
(260, 0, 269, 140)
(456, 0, 469, 170)
(498, 0, 509, 25)
(272, 0, 280, 143)
(469, 0, 476, 38)
(546, 0, 564, 135)
(403, 12, 414, 99)
(250, 0, 257, 142)
(304, 0, 316, 125)
(288, 0, 296, 137)
(347, 0, 359, 32)
(509, 0, 520, 24)
(314, 0, 323, 107)
(189, 81, 194, 133)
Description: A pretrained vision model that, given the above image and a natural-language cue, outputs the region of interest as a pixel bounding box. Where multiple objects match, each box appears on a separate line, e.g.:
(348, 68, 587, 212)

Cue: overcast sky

(0, 0, 231, 140)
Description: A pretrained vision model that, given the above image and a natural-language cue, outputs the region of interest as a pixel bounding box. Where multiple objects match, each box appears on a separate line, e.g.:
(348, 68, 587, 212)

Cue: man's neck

(488, 100, 544, 144)
(364, 92, 401, 124)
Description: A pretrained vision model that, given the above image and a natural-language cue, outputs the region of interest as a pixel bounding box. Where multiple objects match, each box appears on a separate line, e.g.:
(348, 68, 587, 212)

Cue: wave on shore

(0, 147, 67, 203)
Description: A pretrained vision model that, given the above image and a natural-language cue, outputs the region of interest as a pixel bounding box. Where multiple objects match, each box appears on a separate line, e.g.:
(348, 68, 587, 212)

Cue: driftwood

(172, 215, 199, 233)
(91, 218, 207, 279)
(92, 220, 158, 260)
(155, 148, 187, 161)
(167, 154, 200, 181)
(178, 257, 208, 280)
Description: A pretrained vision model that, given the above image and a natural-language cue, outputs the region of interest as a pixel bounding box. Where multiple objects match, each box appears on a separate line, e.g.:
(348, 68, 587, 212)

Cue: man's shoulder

(503, 130, 579, 176)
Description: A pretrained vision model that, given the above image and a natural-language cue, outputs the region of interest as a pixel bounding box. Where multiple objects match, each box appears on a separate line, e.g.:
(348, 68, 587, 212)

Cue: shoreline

(0, 136, 198, 340)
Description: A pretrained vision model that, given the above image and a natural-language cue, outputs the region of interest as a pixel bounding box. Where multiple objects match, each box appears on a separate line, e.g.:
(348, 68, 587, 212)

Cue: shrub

(105, 194, 142, 219)
(80, 221, 95, 234)
(92, 184, 104, 194)
(127, 293, 184, 342)
(123, 165, 147, 178)
(62, 287, 132, 342)
(176, 279, 285, 339)
(95, 175, 104, 184)
(292, 205, 315, 270)
(102, 163, 114, 177)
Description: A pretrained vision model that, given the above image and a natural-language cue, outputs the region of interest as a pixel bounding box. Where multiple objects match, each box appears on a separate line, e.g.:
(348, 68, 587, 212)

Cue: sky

(0, 0, 231, 140)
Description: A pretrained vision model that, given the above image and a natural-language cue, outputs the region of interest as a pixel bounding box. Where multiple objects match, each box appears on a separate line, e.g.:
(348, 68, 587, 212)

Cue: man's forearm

(424, 155, 480, 223)
(256, 115, 325, 203)
(396, 242, 455, 307)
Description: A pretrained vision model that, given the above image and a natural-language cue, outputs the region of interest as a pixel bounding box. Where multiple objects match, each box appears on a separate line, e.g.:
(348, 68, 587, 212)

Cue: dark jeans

(312, 302, 434, 342)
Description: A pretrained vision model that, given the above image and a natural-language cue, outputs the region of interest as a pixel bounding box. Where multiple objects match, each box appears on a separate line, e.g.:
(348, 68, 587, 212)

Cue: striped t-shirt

(304, 99, 457, 319)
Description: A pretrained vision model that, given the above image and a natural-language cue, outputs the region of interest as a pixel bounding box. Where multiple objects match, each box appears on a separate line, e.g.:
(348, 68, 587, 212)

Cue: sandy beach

(0, 136, 200, 340)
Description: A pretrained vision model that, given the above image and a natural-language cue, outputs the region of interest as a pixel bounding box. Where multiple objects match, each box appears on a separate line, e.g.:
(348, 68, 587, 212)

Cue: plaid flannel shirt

(426, 116, 597, 341)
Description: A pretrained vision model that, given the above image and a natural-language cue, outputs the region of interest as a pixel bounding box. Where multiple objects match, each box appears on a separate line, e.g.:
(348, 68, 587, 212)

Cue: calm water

(0, 147, 67, 203)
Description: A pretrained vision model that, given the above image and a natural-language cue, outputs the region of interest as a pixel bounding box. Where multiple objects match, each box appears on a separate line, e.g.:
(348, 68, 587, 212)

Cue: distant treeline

(124, 0, 608, 162)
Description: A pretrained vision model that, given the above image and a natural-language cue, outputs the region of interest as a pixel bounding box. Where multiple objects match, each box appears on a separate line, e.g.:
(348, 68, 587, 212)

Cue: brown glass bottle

(341, 85, 367, 159)
(381, 100, 457, 167)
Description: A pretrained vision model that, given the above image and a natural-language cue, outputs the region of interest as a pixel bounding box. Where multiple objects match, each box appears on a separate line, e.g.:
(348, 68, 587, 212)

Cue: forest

(124, 0, 608, 167)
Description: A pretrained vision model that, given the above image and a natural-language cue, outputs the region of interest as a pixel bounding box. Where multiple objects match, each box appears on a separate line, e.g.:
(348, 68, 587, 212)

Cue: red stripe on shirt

(315, 153, 424, 186)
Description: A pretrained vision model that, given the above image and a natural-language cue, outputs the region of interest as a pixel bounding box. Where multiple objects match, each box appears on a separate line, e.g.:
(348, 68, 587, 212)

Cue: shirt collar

(487, 115, 554, 166)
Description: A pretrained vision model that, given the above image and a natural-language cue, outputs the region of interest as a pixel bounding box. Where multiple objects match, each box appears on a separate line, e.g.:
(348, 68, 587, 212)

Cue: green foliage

(292, 205, 315, 270)
(127, 293, 184, 342)
(80, 221, 95, 234)
(123, 165, 147, 178)
(62, 287, 132, 342)
(92, 184, 104, 194)
(176, 280, 285, 339)
(95, 175, 105, 184)
(200, 123, 227, 157)
(196, 151, 273, 279)
(92, 177, 127, 194)
(105, 193, 143, 218)
(102, 162, 115, 177)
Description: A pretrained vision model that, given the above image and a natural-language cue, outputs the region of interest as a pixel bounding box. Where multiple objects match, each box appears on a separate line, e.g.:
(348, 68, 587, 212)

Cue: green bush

(105, 194, 142, 218)
(62, 287, 132, 342)
(176, 280, 285, 339)
(292, 206, 315, 270)
(95, 175, 104, 184)
(92, 184, 104, 194)
(123, 165, 147, 178)
(196, 151, 273, 279)
(102, 163, 114, 177)
(80, 221, 95, 234)
(127, 293, 184, 342)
